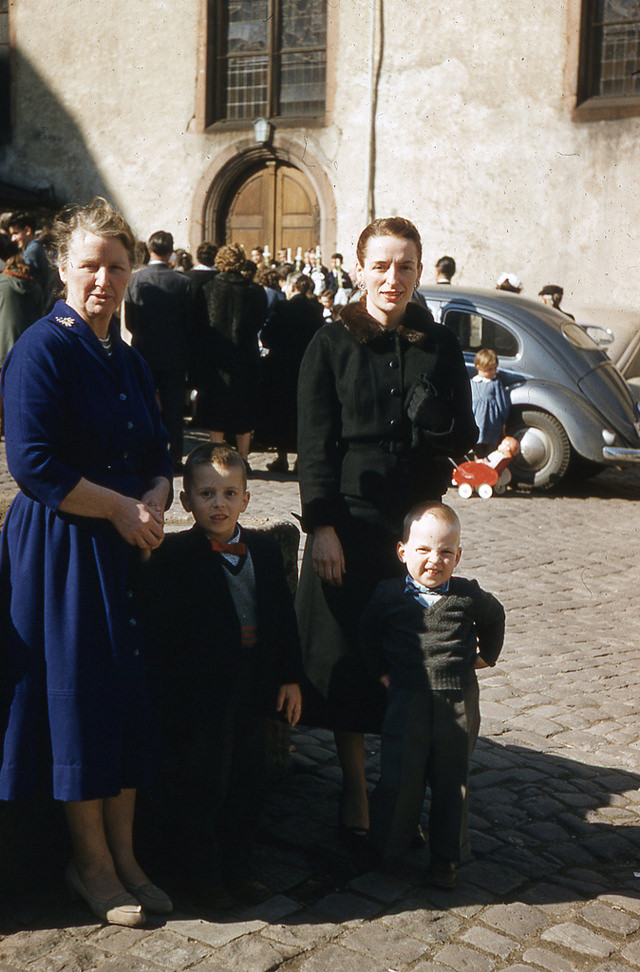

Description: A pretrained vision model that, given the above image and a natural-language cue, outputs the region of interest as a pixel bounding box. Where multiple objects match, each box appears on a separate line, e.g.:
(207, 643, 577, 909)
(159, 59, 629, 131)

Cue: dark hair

(183, 442, 247, 492)
(436, 255, 456, 278)
(356, 217, 422, 267)
(401, 501, 460, 543)
(53, 197, 136, 269)
(255, 265, 283, 289)
(174, 248, 193, 272)
(147, 231, 174, 258)
(196, 241, 217, 266)
(539, 284, 563, 299)
(294, 274, 315, 297)
(8, 211, 36, 232)
(331, 252, 343, 261)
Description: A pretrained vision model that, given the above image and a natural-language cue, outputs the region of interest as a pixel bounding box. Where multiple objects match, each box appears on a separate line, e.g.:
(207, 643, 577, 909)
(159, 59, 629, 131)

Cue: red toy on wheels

(451, 436, 520, 499)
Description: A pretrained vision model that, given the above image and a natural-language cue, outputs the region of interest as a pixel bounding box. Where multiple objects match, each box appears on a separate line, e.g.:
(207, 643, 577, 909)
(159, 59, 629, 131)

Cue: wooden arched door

(222, 162, 320, 257)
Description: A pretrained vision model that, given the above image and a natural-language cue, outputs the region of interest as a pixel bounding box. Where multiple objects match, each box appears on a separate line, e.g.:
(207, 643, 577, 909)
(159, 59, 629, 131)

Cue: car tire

(507, 409, 571, 489)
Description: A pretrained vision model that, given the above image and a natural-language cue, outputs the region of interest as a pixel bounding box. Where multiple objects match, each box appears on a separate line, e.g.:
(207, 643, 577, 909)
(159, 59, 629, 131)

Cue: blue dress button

(120, 393, 127, 401)
(127, 421, 134, 430)
(129, 617, 136, 627)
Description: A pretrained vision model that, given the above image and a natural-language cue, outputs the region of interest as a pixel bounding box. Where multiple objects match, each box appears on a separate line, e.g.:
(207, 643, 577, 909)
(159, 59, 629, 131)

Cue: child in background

(361, 502, 505, 889)
(471, 348, 510, 459)
(141, 443, 303, 905)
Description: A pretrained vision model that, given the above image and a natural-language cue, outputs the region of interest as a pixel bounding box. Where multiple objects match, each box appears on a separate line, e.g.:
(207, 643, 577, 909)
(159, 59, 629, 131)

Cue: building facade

(1, 0, 639, 308)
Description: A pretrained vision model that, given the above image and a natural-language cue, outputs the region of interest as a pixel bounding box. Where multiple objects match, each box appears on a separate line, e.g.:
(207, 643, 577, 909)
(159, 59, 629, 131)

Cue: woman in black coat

(260, 272, 324, 472)
(296, 217, 477, 842)
(194, 244, 268, 461)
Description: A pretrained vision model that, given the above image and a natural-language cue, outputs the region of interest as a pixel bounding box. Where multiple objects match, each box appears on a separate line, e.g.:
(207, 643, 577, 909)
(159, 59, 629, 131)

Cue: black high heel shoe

(337, 797, 370, 851)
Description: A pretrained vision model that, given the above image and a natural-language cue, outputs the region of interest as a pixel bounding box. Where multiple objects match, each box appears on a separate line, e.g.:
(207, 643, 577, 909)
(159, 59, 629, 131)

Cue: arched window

(207, 0, 327, 125)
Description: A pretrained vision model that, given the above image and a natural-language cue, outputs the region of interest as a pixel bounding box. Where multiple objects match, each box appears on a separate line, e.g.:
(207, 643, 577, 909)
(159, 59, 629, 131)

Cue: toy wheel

(458, 483, 473, 499)
(493, 482, 506, 495)
(478, 483, 493, 499)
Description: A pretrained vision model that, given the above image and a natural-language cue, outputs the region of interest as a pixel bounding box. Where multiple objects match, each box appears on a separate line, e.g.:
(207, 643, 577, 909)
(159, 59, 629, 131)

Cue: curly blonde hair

(214, 243, 247, 273)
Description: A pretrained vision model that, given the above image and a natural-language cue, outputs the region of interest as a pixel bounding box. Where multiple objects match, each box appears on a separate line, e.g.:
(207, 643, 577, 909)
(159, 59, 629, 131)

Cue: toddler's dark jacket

(361, 576, 505, 691)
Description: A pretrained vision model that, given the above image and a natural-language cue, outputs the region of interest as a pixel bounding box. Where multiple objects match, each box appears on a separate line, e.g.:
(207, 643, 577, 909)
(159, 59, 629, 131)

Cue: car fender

(507, 380, 612, 462)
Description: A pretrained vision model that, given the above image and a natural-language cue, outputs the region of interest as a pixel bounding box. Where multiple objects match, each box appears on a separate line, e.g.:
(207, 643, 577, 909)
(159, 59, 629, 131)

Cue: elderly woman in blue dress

(0, 199, 173, 926)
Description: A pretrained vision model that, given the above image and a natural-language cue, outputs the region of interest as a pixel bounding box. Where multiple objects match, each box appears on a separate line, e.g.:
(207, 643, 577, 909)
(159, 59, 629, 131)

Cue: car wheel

(507, 409, 571, 489)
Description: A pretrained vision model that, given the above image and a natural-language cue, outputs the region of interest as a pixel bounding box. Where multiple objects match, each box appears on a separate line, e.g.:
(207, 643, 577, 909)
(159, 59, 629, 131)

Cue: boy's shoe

(425, 855, 457, 890)
(411, 824, 426, 849)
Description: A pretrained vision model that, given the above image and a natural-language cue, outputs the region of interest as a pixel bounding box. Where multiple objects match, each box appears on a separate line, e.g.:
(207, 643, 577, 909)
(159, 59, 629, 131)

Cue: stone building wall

(1, 0, 638, 309)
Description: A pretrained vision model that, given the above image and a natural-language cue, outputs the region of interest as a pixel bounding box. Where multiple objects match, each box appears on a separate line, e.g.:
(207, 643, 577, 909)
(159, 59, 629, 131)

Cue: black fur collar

(339, 298, 433, 344)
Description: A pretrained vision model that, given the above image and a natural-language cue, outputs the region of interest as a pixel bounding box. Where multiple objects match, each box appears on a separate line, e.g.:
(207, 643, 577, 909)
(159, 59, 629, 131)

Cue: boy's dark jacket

(140, 525, 304, 725)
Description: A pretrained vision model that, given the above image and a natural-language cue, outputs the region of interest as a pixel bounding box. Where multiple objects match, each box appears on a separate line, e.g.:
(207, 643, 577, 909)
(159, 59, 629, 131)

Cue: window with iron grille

(578, 0, 640, 109)
(209, 0, 327, 124)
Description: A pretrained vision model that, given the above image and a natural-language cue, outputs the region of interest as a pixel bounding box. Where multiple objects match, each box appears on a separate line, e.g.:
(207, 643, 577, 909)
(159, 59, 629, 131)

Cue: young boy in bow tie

(142, 443, 302, 904)
(361, 502, 505, 889)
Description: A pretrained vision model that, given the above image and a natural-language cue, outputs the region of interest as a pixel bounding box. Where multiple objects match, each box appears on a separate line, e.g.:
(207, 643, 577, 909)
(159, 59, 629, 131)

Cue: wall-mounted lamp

(253, 117, 272, 144)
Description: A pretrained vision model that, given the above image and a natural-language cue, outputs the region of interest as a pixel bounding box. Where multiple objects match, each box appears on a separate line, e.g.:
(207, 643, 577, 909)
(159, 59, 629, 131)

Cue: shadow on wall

(0, 48, 124, 212)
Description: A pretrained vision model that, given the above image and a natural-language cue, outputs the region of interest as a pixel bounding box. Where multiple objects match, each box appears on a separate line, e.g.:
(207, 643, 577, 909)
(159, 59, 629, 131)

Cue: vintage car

(418, 286, 640, 489)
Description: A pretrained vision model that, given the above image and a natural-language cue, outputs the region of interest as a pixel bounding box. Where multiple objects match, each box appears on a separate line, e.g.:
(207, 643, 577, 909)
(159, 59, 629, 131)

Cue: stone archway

(190, 137, 337, 259)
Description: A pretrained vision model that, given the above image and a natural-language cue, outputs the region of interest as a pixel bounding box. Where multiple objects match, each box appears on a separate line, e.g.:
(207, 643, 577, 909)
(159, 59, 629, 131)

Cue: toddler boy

(361, 502, 505, 889)
(142, 443, 303, 904)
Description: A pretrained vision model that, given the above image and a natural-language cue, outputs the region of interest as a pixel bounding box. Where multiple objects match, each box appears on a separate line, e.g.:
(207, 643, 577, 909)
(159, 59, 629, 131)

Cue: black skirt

(296, 501, 405, 734)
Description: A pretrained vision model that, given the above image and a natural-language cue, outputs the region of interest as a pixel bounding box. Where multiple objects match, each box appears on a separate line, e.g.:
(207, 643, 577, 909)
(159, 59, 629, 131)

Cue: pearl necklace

(98, 333, 112, 356)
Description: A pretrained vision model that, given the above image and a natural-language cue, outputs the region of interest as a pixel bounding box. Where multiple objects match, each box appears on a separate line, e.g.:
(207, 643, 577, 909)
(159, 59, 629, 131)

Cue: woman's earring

(358, 280, 367, 293)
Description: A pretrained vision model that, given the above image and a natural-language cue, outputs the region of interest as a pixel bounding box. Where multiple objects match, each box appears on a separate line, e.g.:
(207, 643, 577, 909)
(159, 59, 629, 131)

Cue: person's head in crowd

(318, 288, 335, 314)
(0, 230, 17, 263)
(242, 259, 257, 281)
(538, 284, 564, 309)
(250, 246, 264, 266)
(435, 255, 456, 284)
(196, 241, 217, 268)
(3, 254, 34, 278)
(181, 442, 249, 544)
(147, 230, 174, 261)
(330, 253, 343, 270)
(276, 248, 287, 264)
(496, 272, 522, 293)
(255, 265, 282, 290)
(214, 243, 246, 274)
(9, 212, 38, 251)
(173, 248, 193, 273)
(134, 240, 150, 266)
(285, 271, 315, 299)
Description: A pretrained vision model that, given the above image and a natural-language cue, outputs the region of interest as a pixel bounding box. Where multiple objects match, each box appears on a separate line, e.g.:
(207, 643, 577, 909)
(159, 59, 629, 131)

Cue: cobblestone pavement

(1, 433, 640, 972)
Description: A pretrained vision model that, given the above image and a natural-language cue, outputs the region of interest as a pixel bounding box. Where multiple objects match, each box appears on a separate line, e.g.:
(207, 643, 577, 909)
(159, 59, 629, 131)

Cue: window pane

(443, 311, 519, 358)
(279, 50, 326, 115)
(597, 0, 640, 24)
(228, 0, 269, 52)
(594, 21, 640, 95)
(281, 0, 326, 49)
(226, 55, 268, 119)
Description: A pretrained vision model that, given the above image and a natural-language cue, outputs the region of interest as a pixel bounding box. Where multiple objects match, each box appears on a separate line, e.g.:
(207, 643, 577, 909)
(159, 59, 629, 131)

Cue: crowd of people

(0, 203, 514, 925)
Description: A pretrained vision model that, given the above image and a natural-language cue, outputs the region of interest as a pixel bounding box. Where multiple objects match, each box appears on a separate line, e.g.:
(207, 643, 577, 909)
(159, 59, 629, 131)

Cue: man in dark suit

(124, 231, 193, 470)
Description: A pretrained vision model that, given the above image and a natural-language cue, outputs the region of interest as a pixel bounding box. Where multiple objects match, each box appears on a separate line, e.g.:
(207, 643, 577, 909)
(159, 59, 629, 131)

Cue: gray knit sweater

(360, 576, 505, 691)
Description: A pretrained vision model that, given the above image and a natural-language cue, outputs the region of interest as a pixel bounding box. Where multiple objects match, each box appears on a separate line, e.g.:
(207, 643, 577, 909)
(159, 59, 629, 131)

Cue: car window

(443, 310, 519, 358)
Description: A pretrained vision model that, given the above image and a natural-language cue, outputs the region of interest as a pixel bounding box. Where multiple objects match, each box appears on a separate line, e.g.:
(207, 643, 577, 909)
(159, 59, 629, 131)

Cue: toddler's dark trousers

(370, 682, 480, 863)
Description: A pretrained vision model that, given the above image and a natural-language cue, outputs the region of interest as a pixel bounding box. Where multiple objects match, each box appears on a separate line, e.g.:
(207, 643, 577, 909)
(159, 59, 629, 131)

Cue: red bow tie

(210, 538, 246, 555)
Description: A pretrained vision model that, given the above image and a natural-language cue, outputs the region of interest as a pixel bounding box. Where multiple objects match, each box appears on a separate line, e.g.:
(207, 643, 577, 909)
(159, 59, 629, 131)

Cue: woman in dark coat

(296, 217, 477, 840)
(260, 272, 324, 473)
(0, 199, 173, 925)
(194, 244, 268, 461)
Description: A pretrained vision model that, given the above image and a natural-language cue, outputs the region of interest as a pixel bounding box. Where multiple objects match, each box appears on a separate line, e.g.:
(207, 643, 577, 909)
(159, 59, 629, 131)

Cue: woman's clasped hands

(111, 493, 165, 550)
